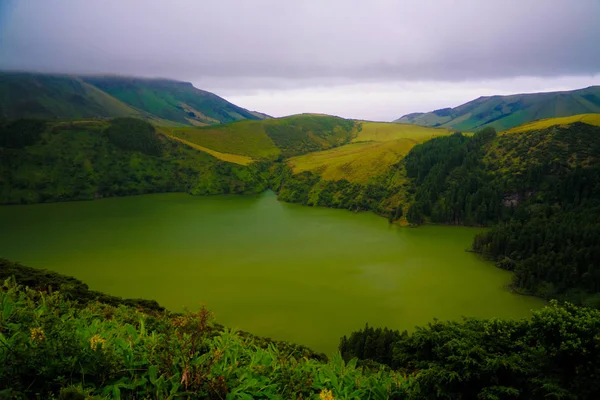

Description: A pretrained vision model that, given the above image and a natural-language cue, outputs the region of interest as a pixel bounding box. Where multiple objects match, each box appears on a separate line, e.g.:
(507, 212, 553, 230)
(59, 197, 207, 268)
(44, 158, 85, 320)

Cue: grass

(168, 136, 254, 165)
(288, 139, 415, 182)
(159, 121, 280, 160)
(288, 122, 451, 183)
(504, 113, 600, 134)
(159, 114, 359, 160)
(354, 121, 450, 142)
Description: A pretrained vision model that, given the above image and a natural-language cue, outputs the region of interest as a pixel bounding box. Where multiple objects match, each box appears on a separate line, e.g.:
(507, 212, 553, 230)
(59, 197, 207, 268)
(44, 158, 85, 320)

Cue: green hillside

(161, 114, 358, 160)
(395, 86, 600, 131)
(0, 72, 142, 120)
(0, 118, 267, 204)
(0, 72, 265, 126)
(83, 76, 262, 126)
(287, 121, 450, 183)
(505, 113, 600, 133)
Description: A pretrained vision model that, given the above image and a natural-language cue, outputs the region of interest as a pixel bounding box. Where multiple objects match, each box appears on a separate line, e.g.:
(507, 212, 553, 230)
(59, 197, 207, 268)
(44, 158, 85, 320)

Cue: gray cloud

(1, 0, 599, 87)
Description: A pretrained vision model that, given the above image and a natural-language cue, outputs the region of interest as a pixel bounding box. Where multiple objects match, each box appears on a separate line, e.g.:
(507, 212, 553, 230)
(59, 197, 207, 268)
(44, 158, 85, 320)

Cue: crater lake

(0, 191, 544, 353)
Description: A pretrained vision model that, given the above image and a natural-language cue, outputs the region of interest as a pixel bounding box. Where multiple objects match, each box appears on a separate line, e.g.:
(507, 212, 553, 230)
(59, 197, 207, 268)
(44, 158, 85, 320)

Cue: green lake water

(0, 191, 544, 353)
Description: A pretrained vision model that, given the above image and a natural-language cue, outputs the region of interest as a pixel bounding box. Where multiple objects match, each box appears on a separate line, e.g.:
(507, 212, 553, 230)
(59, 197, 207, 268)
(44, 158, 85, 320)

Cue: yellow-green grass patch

(167, 136, 254, 165)
(504, 114, 600, 134)
(354, 121, 451, 143)
(158, 121, 280, 159)
(288, 139, 420, 183)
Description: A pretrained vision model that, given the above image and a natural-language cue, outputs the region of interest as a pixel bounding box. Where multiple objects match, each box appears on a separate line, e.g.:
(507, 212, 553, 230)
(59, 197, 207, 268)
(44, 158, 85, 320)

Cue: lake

(0, 191, 544, 353)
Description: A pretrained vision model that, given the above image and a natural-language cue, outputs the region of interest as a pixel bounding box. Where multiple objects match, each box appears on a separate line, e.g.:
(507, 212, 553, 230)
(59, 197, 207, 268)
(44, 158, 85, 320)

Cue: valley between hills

(2, 72, 600, 399)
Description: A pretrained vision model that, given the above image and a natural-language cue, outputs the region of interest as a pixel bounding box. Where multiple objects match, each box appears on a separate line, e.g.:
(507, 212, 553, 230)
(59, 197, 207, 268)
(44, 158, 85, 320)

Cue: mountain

(395, 86, 600, 131)
(82, 76, 262, 126)
(0, 72, 264, 126)
(0, 72, 143, 120)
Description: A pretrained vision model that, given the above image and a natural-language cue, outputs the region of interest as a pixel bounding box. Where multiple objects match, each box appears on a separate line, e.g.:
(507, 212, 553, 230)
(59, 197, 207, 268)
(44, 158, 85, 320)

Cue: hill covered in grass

(0, 72, 143, 120)
(395, 86, 600, 131)
(0, 118, 268, 204)
(504, 113, 600, 133)
(83, 76, 263, 126)
(0, 72, 264, 126)
(287, 122, 450, 183)
(161, 114, 359, 161)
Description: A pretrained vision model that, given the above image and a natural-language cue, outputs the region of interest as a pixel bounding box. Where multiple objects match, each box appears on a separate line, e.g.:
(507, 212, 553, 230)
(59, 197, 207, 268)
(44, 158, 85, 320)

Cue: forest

(339, 302, 600, 399)
(0, 118, 269, 204)
(400, 123, 600, 306)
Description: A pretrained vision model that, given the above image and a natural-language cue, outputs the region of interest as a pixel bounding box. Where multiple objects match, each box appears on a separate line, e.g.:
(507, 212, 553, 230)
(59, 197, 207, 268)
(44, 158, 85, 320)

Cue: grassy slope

(0, 72, 265, 126)
(0, 119, 267, 204)
(288, 121, 450, 183)
(159, 120, 280, 160)
(395, 86, 600, 131)
(0, 72, 143, 119)
(161, 114, 358, 160)
(504, 113, 600, 134)
(485, 122, 600, 183)
(83, 76, 262, 125)
(168, 136, 254, 165)
(353, 121, 450, 142)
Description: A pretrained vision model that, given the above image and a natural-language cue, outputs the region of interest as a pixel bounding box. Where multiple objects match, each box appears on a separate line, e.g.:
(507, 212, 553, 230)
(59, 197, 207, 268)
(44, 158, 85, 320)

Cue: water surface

(0, 191, 544, 353)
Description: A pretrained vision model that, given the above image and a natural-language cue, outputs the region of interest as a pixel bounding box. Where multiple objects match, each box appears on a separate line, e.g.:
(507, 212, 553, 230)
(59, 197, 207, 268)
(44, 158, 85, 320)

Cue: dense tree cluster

(404, 128, 500, 225)
(340, 302, 600, 399)
(473, 205, 600, 306)
(399, 123, 600, 307)
(102, 117, 163, 156)
(0, 118, 46, 148)
(277, 169, 396, 216)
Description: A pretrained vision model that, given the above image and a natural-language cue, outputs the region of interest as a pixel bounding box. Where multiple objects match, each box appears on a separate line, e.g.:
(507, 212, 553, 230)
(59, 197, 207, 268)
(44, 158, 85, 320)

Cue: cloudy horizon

(1, 0, 599, 121)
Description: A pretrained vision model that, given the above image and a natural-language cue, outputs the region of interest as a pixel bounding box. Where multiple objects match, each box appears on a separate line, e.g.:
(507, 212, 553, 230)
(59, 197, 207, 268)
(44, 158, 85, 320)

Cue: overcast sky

(1, 0, 599, 121)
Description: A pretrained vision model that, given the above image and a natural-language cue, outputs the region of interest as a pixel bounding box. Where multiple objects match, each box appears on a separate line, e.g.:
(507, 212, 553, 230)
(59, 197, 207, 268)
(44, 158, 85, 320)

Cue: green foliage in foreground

(0, 278, 409, 399)
(4, 263, 600, 399)
(340, 302, 600, 399)
(0, 118, 268, 204)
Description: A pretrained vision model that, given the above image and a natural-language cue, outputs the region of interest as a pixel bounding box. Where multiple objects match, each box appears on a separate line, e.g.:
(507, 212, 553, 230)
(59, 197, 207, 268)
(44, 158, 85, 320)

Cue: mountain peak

(394, 86, 600, 131)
